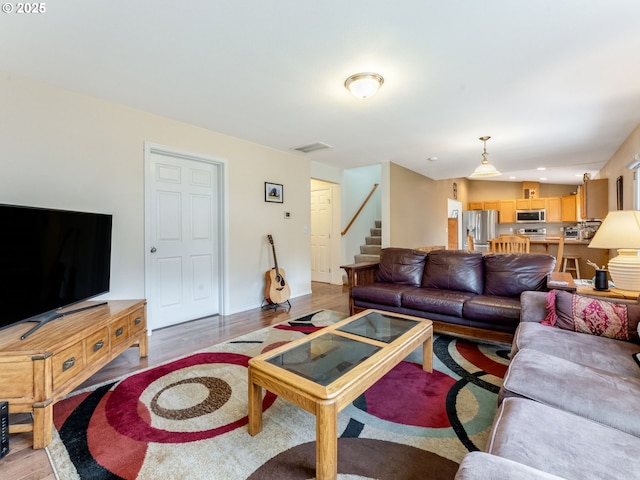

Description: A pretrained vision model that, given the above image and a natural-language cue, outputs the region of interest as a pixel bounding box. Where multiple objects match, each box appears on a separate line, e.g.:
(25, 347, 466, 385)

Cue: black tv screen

(0, 204, 112, 332)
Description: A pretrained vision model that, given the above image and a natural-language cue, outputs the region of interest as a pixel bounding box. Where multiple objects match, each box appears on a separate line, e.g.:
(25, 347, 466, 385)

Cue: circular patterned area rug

(48, 310, 509, 479)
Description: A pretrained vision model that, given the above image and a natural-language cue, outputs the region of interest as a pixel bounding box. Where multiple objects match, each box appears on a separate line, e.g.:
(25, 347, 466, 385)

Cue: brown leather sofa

(342, 248, 556, 342)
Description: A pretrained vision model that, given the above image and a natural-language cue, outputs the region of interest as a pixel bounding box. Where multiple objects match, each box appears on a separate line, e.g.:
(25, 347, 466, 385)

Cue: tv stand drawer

(86, 327, 109, 363)
(53, 342, 85, 390)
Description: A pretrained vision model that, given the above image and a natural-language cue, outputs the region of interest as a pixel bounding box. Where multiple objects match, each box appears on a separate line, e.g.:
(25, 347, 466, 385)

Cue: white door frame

(144, 142, 228, 329)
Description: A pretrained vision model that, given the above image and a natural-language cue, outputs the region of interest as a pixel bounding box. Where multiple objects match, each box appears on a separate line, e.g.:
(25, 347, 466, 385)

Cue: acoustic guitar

(265, 234, 291, 304)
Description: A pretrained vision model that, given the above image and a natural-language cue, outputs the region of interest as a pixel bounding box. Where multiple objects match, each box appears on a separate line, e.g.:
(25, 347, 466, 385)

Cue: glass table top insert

(337, 311, 420, 343)
(266, 333, 380, 386)
(265, 312, 422, 386)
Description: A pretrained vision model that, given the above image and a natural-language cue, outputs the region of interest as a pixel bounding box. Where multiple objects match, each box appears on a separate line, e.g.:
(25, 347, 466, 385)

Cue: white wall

(0, 72, 312, 318)
(342, 165, 382, 264)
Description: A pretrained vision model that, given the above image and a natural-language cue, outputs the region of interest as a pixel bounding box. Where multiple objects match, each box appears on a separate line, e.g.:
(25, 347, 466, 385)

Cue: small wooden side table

(575, 285, 640, 301)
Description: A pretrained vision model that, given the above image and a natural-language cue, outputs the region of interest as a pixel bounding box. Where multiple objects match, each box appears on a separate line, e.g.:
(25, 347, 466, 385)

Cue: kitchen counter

(529, 238, 591, 245)
(527, 237, 609, 280)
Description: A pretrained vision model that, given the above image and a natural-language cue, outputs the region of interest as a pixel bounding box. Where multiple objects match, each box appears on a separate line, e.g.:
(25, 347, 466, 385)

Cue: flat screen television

(0, 203, 113, 339)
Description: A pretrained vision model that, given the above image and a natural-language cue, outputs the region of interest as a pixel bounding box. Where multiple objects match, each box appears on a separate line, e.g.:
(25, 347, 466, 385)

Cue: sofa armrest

(341, 262, 379, 315)
(520, 291, 548, 323)
(546, 272, 576, 292)
(341, 262, 379, 288)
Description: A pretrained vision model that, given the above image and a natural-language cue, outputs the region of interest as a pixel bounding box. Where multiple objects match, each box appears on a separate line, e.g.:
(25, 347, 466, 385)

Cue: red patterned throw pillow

(571, 294, 629, 340)
(544, 290, 640, 342)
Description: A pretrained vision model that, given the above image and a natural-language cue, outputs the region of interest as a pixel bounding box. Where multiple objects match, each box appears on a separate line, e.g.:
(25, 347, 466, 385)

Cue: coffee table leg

(316, 402, 338, 480)
(247, 368, 263, 435)
(422, 333, 433, 373)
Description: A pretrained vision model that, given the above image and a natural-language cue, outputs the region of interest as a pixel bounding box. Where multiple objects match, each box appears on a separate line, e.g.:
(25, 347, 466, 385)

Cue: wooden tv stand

(0, 299, 147, 449)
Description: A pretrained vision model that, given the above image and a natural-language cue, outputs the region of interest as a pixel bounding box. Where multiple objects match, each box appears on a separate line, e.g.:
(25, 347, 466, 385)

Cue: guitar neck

(271, 244, 280, 272)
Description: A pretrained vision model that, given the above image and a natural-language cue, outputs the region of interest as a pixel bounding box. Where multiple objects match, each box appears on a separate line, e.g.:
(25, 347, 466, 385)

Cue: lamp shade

(469, 161, 501, 178)
(588, 210, 640, 290)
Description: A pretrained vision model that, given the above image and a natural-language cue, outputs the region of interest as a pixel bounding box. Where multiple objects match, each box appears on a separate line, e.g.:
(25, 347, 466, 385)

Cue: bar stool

(562, 255, 581, 279)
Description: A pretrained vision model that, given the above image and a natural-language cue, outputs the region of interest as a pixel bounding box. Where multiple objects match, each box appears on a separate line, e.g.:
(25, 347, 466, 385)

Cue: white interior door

(145, 147, 222, 331)
(311, 187, 332, 283)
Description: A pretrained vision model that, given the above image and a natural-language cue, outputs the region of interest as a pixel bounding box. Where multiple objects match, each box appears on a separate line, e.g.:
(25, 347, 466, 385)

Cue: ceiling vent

(292, 141, 333, 153)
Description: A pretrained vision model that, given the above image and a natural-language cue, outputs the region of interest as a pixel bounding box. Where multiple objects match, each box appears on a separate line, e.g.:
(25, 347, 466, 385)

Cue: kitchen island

(529, 237, 609, 281)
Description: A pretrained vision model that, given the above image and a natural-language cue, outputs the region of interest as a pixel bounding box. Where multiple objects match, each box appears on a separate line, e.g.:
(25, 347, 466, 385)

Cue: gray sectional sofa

(455, 289, 640, 480)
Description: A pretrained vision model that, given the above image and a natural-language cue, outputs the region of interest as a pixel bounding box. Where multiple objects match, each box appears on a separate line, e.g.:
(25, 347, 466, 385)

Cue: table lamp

(588, 210, 640, 291)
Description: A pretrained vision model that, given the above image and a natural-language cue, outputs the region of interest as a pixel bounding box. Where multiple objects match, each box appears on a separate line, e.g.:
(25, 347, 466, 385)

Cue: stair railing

(341, 183, 379, 236)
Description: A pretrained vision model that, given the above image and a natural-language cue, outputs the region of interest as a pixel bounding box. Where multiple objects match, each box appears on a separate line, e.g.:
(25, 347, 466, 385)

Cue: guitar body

(264, 267, 291, 304)
(265, 234, 291, 305)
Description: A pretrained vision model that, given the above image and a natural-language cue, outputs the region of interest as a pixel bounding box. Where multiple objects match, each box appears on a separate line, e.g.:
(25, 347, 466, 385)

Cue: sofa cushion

(375, 248, 427, 286)
(483, 253, 554, 297)
(351, 283, 418, 308)
(421, 249, 484, 294)
(487, 397, 640, 480)
(512, 322, 640, 377)
(463, 295, 521, 326)
(501, 348, 640, 437)
(402, 287, 474, 317)
(543, 289, 640, 342)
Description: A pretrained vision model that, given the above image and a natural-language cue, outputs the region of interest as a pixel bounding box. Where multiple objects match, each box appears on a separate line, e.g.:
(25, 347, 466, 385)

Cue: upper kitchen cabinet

(561, 195, 578, 222)
(515, 198, 546, 210)
(499, 200, 516, 223)
(581, 178, 608, 219)
(546, 197, 562, 222)
(468, 201, 500, 210)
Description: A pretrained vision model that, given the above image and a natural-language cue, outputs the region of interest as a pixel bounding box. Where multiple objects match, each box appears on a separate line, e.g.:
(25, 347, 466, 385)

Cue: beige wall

(0, 72, 312, 320)
(387, 162, 465, 248)
(597, 123, 640, 210)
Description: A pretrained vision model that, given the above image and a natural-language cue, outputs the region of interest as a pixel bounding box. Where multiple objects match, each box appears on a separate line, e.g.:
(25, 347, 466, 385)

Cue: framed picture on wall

(616, 176, 623, 210)
(265, 182, 283, 203)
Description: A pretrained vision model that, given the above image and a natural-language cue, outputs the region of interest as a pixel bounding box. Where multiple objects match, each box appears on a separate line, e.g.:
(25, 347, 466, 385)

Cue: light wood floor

(1, 282, 349, 480)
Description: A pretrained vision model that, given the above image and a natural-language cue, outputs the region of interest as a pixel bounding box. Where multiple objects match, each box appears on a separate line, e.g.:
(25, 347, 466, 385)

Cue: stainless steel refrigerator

(463, 210, 498, 251)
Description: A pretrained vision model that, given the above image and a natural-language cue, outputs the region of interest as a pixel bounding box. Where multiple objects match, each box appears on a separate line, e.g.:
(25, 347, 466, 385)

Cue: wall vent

(292, 141, 333, 153)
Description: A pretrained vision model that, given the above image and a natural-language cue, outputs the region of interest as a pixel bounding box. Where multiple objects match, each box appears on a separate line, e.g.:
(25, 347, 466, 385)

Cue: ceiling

(2, 1, 640, 185)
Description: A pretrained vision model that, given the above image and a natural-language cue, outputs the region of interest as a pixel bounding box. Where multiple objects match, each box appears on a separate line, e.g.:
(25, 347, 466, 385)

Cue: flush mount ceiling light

(469, 136, 501, 178)
(344, 72, 384, 99)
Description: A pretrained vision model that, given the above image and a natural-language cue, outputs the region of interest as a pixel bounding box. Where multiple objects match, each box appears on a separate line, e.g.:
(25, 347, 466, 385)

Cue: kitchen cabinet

(515, 198, 546, 210)
(546, 197, 562, 222)
(469, 194, 581, 224)
(468, 201, 500, 211)
(499, 200, 516, 223)
(581, 178, 608, 219)
(561, 195, 578, 222)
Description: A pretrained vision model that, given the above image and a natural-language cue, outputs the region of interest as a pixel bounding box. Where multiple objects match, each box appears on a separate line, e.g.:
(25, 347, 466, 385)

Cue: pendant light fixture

(344, 72, 384, 99)
(469, 136, 501, 178)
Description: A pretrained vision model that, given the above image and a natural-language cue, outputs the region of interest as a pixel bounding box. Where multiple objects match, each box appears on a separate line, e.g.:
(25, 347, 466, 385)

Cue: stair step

(365, 236, 381, 245)
(375, 220, 381, 228)
(370, 227, 381, 236)
(360, 245, 381, 255)
(355, 253, 380, 263)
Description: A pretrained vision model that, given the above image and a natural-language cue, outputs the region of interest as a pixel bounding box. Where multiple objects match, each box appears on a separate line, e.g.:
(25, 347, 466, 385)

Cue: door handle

(150, 246, 157, 253)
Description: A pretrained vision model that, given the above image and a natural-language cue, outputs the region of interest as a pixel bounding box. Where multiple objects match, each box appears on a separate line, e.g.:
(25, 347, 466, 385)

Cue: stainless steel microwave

(516, 209, 546, 223)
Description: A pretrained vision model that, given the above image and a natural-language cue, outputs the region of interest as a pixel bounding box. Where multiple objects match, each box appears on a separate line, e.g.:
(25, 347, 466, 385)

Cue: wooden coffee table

(248, 309, 433, 480)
